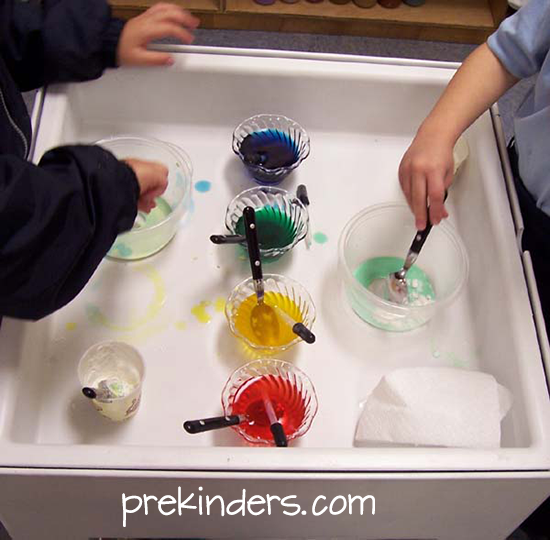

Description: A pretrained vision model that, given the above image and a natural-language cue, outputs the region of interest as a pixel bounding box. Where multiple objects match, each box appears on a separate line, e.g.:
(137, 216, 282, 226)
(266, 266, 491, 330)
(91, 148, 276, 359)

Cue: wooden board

(109, 0, 508, 44)
(225, 0, 495, 29)
(109, 0, 220, 15)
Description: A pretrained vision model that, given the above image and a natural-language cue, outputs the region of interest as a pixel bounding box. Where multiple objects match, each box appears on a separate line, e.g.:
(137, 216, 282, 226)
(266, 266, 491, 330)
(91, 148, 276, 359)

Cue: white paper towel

(355, 367, 513, 449)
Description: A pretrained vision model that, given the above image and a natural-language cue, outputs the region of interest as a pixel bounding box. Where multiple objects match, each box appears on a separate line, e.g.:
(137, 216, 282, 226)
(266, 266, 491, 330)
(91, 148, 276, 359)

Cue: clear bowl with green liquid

(224, 186, 309, 259)
(96, 136, 193, 260)
(338, 203, 469, 332)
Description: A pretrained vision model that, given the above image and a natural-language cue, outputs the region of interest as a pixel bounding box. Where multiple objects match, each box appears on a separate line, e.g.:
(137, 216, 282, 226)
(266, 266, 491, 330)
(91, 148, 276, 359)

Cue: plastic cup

(78, 341, 145, 421)
(338, 203, 469, 331)
(96, 136, 193, 260)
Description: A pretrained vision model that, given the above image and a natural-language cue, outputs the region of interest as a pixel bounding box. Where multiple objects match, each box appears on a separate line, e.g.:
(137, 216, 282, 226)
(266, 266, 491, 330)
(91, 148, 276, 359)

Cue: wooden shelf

(109, 0, 509, 44)
(227, 0, 495, 28)
(110, 0, 220, 17)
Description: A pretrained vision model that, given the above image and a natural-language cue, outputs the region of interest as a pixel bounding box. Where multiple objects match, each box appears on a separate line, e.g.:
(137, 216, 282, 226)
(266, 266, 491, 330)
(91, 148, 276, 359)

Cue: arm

(0, 1, 199, 90)
(399, 43, 518, 230)
(0, 0, 121, 90)
(400, 0, 550, 230)
(0, 148, 167, 319)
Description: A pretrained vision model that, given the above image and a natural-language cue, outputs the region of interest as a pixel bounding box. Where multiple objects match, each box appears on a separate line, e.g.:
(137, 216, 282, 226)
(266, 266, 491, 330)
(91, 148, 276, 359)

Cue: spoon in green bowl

(242, 206, 281, 344)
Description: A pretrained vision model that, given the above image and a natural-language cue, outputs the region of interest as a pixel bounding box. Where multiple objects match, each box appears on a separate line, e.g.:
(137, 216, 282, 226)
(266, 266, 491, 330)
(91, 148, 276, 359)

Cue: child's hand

(124, 158, 169, 213)
(398, 127, 455, 230)
(117, 3, 200, 67)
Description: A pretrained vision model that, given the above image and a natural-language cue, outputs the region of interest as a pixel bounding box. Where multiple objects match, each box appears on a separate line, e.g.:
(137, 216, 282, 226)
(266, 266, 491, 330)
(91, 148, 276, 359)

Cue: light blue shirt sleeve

(487, 0, 550, 79)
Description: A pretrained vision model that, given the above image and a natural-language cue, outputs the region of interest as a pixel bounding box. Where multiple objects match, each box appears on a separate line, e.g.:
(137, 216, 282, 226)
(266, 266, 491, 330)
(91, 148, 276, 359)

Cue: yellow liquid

(234, 292, 304, 348)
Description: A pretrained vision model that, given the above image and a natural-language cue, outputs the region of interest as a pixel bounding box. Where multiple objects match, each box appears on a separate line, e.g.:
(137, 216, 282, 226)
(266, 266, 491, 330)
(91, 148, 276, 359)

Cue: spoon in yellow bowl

(243, 206, 316, 345)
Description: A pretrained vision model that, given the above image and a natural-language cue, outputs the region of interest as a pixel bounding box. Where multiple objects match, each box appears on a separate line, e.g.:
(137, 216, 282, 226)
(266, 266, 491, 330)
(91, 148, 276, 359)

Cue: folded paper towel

(355, 367, 512, 449)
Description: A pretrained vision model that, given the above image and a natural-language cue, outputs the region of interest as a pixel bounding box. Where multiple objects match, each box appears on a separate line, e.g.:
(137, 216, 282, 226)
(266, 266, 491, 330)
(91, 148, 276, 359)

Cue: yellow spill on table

(86, 265, 166, 332)
(214, 297, 226, 313)
(174, 321, 187, 331)
(191, 301, 212, 324)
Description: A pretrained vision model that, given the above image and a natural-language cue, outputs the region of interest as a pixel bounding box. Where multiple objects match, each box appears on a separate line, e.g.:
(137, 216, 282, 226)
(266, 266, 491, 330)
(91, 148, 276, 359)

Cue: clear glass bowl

(224, 186, 309, 259)
(232, 114, 310, 185)
(225, 274, 316, 355)
(96, 136, 193, 260)
(338, 203, 469, 332)
(221, 359, 318, 445)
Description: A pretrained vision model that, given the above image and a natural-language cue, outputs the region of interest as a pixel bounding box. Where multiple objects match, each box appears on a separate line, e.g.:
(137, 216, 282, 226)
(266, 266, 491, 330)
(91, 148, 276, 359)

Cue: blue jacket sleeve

(0, 0, 124, 91)
(0, 145, 139, 319)
(487, 0, 550, 79)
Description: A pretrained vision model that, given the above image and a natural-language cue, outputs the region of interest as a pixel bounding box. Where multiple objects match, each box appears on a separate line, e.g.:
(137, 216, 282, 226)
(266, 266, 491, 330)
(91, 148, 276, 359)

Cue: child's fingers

(427, 173, 446, 225)
(138, 200, 155, 213)
(398, 161, 413, 209)
(130, 50, 174, 66)
(411, 174, 428, 230)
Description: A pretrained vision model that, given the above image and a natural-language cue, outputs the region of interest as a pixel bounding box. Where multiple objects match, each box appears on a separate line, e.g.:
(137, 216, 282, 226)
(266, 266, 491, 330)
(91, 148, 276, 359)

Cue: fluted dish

(232, 114, 310, 184)
(221, 359, 318, 445)
(225, 274, 316, 355)
(225, 186, 309, 259)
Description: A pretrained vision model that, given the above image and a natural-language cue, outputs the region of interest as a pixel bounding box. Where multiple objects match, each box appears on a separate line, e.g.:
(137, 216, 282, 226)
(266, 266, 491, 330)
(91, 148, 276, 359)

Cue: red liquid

(230, 375, 307, 442)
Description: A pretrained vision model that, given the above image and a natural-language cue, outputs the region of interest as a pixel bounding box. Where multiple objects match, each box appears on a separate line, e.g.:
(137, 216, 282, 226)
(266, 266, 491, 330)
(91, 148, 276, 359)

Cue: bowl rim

(337, 202, 469, 312)
(95, 135, 193, 235)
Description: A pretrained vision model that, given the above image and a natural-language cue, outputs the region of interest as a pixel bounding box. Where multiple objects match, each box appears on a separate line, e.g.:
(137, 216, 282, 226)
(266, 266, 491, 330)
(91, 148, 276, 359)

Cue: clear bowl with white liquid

(96, 136, 193, 260)
(338, 203, 469, 332)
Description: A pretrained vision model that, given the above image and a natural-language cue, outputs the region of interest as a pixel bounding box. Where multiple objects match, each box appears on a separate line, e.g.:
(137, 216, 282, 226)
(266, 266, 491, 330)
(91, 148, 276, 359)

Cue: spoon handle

(409, 225, 433, 256)
(296, 184, 310, 206)
(292, 322, 316, 344)
(210, 234, 245, 245)
(243, 206, 263, 282)
(183, 415, 242, 434)
(409, 191, 448, 256)
(270, 422, 288, 447)
(82, 387, 97, 399)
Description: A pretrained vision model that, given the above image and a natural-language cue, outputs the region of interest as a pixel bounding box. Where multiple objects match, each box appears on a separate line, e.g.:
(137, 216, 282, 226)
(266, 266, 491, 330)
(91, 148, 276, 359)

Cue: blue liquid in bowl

(240, 129, 299, 169)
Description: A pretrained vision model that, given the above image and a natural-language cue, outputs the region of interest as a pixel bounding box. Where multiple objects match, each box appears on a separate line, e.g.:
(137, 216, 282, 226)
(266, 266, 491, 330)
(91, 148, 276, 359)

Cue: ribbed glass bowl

(225, 186, 309, 259)
(96, 136, 193, 260)
(232, 114, 310, 184)
(221, 359, 318, 445)
(225, 274, 316, 355)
